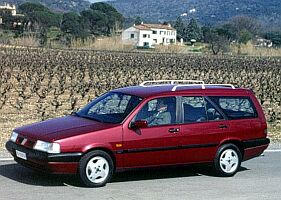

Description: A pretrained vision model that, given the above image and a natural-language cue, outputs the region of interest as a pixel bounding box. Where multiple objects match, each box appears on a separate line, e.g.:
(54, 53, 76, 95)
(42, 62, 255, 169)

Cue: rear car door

(122, 96, 183, 168)
(179, 96, 228, 163)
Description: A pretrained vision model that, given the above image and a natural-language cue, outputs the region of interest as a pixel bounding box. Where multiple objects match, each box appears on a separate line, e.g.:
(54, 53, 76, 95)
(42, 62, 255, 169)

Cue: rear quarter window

(209, 96, 258, 120)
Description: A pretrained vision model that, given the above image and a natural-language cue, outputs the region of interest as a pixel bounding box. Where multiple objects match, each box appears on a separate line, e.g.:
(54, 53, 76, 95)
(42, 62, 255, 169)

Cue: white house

(122, 23, 177, 48)
(0, 3, 24, 25)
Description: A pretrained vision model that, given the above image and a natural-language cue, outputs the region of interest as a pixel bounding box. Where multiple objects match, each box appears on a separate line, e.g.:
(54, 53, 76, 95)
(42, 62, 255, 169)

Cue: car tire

(214, 144, 242, 177)
(79, 150, 114, 187)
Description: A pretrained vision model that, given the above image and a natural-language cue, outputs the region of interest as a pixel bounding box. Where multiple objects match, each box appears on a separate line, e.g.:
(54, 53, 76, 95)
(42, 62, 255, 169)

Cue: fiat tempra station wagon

(6, 80, 270, 187)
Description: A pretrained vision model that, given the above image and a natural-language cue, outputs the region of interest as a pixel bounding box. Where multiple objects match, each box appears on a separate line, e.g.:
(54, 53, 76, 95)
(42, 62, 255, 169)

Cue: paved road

(0, 152, 280, 200)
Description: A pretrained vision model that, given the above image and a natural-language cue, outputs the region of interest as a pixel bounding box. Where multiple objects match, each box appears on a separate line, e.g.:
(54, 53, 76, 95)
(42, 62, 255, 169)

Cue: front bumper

(6, 141, 82, 174)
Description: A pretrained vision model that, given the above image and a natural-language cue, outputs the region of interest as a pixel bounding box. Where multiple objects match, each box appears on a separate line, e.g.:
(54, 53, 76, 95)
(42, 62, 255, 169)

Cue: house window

(143, 34, 150, 38)
(153, 39, 157, 44)
(143, 42, 149, 47)
(130, 34, 135, 39)
(152, 30, 157, 34)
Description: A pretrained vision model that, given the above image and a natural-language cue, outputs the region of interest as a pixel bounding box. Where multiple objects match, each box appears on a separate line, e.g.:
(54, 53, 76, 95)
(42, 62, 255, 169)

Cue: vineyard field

(0, 47, 280, 148)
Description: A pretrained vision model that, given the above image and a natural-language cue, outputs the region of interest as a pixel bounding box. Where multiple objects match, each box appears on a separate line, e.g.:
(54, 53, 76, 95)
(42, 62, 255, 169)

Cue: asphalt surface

(0, 151, 280, 200)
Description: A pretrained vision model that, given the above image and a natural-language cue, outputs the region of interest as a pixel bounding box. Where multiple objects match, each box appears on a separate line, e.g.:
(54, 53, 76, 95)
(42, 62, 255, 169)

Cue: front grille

(16, 135, 36, 149)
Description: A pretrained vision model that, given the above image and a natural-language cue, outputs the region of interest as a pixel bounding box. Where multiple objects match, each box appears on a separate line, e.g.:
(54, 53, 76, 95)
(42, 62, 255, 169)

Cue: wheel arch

(82, 147, 116, 170)
(219, 140, 244, 159)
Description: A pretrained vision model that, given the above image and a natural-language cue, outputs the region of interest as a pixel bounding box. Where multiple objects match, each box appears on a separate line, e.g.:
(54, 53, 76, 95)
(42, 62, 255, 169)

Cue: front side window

(182, 96, 207, 123)
(134, 97, 176, 126)
(130, 33, 134, 38)
(209, 96, 257, 120)
(77, 92, 142, 124)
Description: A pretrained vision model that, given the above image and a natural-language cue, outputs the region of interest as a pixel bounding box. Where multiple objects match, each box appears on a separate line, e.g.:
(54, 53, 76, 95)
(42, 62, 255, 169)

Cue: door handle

(218, 124, 228, 129)
(168, 128, 180, 133)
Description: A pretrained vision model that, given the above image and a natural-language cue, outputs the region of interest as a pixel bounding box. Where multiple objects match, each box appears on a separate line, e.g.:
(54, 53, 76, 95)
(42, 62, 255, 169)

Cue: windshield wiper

(71, 112, 80, 117)
(79, 115, 105, 123)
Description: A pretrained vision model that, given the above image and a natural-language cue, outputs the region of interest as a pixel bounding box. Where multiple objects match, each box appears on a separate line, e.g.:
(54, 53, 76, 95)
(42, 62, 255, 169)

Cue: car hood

(14, 115, 119, 142)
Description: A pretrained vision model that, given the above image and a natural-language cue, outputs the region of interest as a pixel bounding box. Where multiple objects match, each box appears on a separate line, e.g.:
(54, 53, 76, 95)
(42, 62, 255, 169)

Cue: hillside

(0, 0, 90, 12)
(109, 0, 281, 27)
(1, 0, 280, 27)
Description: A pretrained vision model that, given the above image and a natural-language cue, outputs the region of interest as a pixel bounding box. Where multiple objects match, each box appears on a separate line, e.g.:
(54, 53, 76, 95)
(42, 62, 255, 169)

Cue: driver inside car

(145, 100, 171, 126)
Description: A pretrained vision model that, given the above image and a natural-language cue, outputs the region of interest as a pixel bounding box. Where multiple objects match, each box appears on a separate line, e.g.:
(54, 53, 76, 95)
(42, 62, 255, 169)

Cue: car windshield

(76, 92, 143, 124)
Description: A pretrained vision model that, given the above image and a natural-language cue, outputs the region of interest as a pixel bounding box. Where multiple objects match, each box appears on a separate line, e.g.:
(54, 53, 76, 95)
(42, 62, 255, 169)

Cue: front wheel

(79, 150, 114, 187)
(214, 144, 242, 177)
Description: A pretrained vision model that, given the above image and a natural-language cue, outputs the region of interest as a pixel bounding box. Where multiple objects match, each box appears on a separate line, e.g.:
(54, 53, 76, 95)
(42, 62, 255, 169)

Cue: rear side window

(209, 96, 258, 120)
(182, 97, 207, 123)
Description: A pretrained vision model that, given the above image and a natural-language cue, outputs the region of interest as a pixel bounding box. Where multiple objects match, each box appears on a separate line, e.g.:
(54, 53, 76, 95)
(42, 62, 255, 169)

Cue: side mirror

(130, 120, 148, 129)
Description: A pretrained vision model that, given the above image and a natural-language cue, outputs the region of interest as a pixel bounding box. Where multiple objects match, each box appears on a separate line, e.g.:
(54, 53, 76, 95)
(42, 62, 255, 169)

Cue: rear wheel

(79, 150, 114, 187)
(214, 144, 242, 177)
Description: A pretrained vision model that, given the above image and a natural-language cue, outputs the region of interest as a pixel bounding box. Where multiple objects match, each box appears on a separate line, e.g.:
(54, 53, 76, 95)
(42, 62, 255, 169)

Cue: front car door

(122, 96, 183, 168)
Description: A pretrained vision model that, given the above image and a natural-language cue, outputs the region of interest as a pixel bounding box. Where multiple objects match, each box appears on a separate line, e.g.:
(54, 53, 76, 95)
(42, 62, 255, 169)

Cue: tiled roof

(134, 24, 176, 31)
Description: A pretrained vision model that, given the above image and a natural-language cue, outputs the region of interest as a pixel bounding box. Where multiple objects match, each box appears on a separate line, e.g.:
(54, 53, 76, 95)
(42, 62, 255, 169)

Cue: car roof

(113, 85, 251, 98)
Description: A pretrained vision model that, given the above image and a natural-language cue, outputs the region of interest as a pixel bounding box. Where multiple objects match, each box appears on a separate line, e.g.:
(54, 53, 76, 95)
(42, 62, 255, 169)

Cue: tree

(229, 16, 260, 35)
(216, 24, 237, 42)
(19, 2, 61, 29)
(134, 16, 142, 25)
(184, 18, 202, 42)
(81, 2, 123, 36)
(238, 29, 252, 44)
(203, 27, 229, 55)
(173, 17, 185, 41)
(39, 27, 47, 46)
(18, 2, 49, 13)
(61, 12, 81, 36)
(219, 16, 260, 54)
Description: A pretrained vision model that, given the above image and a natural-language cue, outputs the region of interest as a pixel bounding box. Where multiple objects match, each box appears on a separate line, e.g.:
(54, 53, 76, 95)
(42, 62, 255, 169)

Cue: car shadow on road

(0, 162, 80, 187)
(0, 162, 249, 187)
(111, 165, 249, 183)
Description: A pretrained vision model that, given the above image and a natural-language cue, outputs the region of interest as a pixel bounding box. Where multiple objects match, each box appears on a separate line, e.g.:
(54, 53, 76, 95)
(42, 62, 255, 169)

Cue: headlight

(34, 140, 60, 153)
(10, 131, 18, 142)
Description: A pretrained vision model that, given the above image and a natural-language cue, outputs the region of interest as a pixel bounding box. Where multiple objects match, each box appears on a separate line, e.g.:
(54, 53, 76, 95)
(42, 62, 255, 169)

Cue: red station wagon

(6, 80, 270, 187)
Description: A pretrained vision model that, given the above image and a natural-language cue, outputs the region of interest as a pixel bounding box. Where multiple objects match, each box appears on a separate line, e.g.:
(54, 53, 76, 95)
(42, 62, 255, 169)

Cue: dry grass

(9, 35, 40, 47)
(71, 36, 134, 51)
(231, 42, 281, 57)
(154, 44, 186, 53)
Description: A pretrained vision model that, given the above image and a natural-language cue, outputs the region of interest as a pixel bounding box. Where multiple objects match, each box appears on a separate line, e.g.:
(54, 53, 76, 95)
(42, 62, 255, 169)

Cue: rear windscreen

(208, 96, 258, 120)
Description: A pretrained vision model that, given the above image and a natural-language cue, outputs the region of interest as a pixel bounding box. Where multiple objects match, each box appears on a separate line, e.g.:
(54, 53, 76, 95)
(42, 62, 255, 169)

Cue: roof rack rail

(139, 80, 235, 91)
(140, 80, 205, 86)
(171, 84, 235, 91)
(202, 84, 235, 89)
